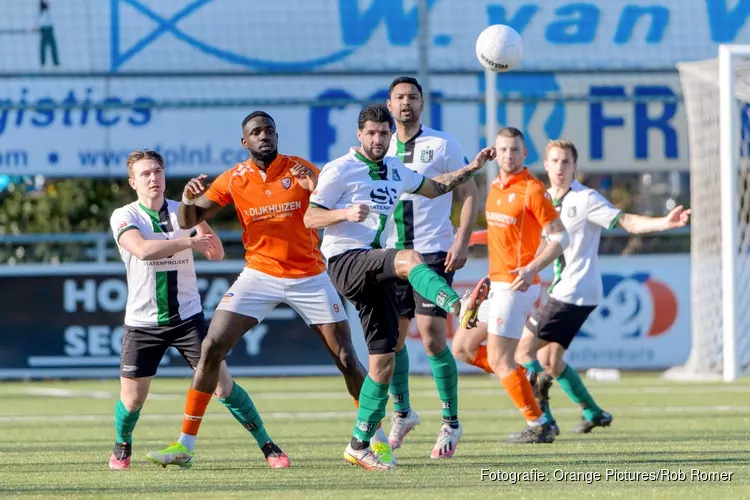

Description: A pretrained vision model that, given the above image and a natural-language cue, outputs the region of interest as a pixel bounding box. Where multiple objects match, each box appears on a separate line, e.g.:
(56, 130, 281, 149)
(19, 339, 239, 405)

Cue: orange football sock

(181, 388, 212, 436)
(470, 345, 493, 374)
(500, 367, 543, 422)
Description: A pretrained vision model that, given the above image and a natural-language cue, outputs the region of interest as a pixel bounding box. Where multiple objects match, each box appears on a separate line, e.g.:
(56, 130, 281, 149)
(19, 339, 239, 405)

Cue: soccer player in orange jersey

(147, 111, 369, 469)
(451, 127, 570, 443)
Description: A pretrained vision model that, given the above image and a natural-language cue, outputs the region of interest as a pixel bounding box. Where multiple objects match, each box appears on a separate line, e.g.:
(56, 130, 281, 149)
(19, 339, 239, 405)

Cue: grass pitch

(1, 374, 748, 499)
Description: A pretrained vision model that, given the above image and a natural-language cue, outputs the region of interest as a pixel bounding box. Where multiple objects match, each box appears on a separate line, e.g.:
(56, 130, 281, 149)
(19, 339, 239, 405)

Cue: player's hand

(202, 235, 223, 261)
(183, 174, 209, 200)
(471, 146, 497, 170)
(344, 204, 370, 223)
(445, 241, 469, 272)
(663, 205, 691, 229)
(190, 233, 216, 254)
(291, 163, 317, 192)
(509, 265, 536, 292)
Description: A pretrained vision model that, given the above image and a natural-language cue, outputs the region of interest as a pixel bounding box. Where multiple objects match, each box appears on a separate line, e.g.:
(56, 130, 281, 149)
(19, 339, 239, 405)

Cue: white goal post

(668, 45, 750, 382)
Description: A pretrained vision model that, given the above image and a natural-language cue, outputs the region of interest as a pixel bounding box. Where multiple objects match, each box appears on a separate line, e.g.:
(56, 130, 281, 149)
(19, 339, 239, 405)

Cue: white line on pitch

(2, 405, 750, 424)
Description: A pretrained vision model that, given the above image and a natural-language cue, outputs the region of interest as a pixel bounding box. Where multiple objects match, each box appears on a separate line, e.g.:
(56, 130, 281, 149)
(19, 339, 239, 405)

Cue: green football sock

(429, 347, 459, 425)
(352, 376, 389, 444)
(114, 400, 141, 445)
(523, 360, 544, 373)
(218, 382, 271, 448)
(556, 364, 602, 421)
(408, 263, 460, 313)
(523, 360, 554, 423)
(389, 346, 410, 414)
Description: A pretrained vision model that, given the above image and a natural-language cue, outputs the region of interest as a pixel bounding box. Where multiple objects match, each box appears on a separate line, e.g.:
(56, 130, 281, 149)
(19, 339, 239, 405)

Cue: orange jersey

(485, 168, 559, 284)
(205, 154, 326, 278)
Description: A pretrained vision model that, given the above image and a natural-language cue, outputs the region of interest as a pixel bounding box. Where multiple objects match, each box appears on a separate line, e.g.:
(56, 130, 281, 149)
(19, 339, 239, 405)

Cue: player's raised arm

(111, 209, 215, 261)
(616, 207, 691, 234)
(415, 147, 496, 199)
(178, 174, 225, 229)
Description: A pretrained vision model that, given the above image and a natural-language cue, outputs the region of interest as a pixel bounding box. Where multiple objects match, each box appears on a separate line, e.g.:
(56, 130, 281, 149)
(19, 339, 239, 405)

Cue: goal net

(668, 46, 750, 381)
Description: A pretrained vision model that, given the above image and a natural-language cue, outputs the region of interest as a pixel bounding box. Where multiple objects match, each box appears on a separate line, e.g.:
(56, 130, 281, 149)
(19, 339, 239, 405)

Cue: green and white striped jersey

(385, 126, 469, 253)
(310, 148, 424, 260)
(547, 181, 623, 306)
(110, 199, 202, 327)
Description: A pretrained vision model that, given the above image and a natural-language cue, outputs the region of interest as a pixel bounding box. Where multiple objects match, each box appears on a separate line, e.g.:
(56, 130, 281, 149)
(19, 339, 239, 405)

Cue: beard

(364, 143, 387, 162)
(251, 148, 278, 163)
(396, 107, 420, 126)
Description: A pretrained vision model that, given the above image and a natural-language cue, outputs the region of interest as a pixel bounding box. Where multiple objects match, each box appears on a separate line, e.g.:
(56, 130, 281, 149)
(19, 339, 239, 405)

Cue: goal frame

(719, 44, 747, 382)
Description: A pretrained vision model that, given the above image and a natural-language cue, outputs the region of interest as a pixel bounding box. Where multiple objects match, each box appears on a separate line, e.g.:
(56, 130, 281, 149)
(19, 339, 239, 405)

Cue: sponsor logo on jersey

(486, 211, 517, 226)
(244, 200, 303, 221)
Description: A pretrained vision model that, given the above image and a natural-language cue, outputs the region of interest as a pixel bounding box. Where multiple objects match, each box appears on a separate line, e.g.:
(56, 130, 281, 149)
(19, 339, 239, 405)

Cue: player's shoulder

(421, 125, 456, 145)
(283, 154, 316, 168)
(110, 200, 140, 221)
(165, 198, 181, 213)
(384, 155, 407, 168)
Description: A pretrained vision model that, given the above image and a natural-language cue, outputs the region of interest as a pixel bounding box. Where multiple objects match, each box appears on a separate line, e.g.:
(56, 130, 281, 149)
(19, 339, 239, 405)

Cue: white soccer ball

(475, 24, 523, 73)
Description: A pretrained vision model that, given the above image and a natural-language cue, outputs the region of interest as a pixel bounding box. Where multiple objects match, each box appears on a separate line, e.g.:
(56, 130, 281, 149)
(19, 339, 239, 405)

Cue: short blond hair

(496, 126, 525, 143)
(545, 139, 578, 162)
(126, 150, 164, 178)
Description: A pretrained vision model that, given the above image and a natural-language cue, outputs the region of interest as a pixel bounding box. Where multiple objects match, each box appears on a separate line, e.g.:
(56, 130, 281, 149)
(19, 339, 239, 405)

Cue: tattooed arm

(415, 147, 496, 199)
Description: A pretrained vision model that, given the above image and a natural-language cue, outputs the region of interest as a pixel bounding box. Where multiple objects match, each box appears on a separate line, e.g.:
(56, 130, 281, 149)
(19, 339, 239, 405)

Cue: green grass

(1, 374, 748, 499)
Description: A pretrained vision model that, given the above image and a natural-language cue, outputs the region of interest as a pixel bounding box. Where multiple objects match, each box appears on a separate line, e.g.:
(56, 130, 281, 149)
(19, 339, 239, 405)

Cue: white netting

(666, 54, 750, 380)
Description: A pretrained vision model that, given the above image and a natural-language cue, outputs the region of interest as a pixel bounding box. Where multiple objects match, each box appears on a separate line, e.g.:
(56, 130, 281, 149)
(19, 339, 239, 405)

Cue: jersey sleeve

(528, 183, 559, 227)
(309, 164, 345, 209)
(110, 208, 140, 244)
(204, 169, 233, 207)
(587, 190, 623, 229)
(397, 160, 425, 194)
(442, 138, 470, 174)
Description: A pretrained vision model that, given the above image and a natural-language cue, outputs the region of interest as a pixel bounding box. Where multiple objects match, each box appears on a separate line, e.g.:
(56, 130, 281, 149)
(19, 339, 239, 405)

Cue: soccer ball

(475, 24, 523, 73)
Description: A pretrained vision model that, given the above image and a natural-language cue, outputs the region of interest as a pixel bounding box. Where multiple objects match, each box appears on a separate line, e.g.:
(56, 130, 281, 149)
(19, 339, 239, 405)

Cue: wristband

(182, 194, 195, 205)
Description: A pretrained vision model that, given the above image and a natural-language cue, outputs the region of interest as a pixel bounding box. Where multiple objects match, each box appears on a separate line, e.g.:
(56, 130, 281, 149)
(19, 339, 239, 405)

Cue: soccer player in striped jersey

(382, 77, 480, 458)
(514, 139, 690, 434)
(108, 150, 284, 469)
(305, 104, 492, 471)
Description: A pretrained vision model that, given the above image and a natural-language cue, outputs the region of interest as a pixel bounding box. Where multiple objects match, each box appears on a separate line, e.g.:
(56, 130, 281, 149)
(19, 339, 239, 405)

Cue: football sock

(178, 388, 212, 451)
(429, 347, 459, 428)
(470, 345, 493, 373)
(522, 360, 544, 373)
(500, 367, 545, 424)
(389, 346, 410, 416)
(351, 376, 389, 449)
(218, 382, 271, 448)
(523, 360, 555, 423)
(114, 400, 140, 445)
(556, 364, 602, 421)
(408, 264, 461, 314)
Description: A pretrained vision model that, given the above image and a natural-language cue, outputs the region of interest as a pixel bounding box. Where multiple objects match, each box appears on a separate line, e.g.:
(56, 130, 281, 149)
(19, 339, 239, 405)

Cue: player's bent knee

(394, 249, 424, 276)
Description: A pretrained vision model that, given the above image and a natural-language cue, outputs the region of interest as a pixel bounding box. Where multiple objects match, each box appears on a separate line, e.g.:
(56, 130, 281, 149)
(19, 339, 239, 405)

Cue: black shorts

(120, 313, 207, 378)
(525, 297, 596, 350)
(328, 248, 400, 355)
(391, 251, 454, 319)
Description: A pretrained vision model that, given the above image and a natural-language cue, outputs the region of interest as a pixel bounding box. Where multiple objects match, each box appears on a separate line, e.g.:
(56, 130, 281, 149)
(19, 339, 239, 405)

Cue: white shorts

(477, 282, 541, 339)
(216, 268, 347, 325)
